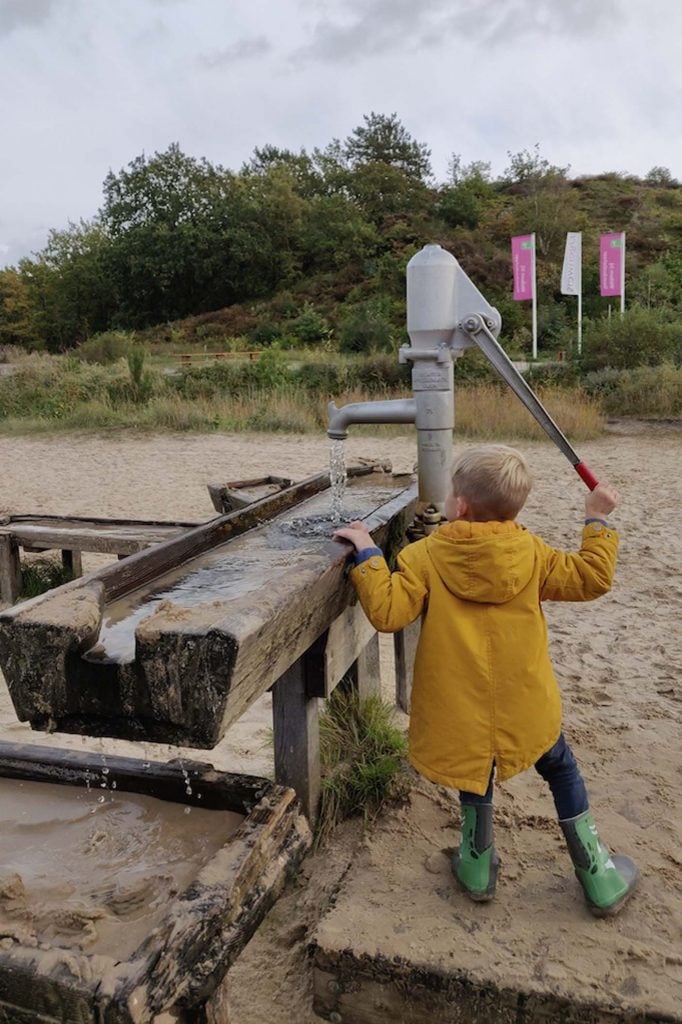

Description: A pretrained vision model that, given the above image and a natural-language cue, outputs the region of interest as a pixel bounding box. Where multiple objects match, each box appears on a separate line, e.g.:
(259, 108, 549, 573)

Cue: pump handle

(574, 462, 599, 491)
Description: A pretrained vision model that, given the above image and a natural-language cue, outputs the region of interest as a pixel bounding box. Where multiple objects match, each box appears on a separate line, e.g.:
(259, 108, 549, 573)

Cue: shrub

(580, 307, 682, 371)
(583, 363, 682, 417)
(289, 302, 332, 346)
(338, 298, 396, 353)
(249, 319, 282, 346)
(20, 557, 73, 600)
(296, 362, 348, 393)
(347, 354, 411, 392)
(126, 345, 153, 403)
(76, 331, 133, 364)
(454, 349, 498, 384)
(524, 361, 581, 388)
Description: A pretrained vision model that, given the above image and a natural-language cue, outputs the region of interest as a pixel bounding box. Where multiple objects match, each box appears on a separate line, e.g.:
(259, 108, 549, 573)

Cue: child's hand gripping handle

(575, 462, 599, 491)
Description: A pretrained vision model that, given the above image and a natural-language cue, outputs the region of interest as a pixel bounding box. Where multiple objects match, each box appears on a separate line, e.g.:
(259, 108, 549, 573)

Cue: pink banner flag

(600, 233, 625, 296)
(511, 234, 535, 301)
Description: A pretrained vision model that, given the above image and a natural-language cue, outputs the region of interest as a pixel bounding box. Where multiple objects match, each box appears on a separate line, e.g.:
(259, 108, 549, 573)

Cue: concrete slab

(313, 771, 681, 1024)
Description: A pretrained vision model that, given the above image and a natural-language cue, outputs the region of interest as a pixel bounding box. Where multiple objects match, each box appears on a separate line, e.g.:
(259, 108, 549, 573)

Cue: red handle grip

(575, 462, 599, 491)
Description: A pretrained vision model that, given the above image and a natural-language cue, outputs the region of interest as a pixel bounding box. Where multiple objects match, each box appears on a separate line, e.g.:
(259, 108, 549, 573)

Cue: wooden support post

(61, 549, 83, 578)
(272, 654, 321, 824)
(0, 532, 22, 605)
(394, 618, 421, 713)
(351, 632, 382, 702)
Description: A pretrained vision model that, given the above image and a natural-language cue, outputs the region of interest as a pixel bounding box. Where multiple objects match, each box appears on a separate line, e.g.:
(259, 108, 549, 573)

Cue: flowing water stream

(329, 439, 347, 522)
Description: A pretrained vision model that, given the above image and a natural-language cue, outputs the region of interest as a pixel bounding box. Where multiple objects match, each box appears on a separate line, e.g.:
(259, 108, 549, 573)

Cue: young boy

(334, 444, 638, 917)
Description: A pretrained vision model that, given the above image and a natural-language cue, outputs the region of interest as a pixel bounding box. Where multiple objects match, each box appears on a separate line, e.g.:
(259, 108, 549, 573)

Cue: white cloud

(1, 0, 681, 267)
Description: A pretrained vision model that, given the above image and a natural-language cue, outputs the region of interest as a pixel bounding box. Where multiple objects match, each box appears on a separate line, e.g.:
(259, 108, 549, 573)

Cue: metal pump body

(327, 243, 501, 519)
(327, 242, 597, 526)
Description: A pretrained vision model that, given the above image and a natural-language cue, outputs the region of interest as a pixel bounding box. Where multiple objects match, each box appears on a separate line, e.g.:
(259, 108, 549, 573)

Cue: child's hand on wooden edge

(333, 520, 375, 554)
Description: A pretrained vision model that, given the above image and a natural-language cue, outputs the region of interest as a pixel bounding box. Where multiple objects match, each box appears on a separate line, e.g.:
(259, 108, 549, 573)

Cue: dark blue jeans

(459, 733, 589, 821)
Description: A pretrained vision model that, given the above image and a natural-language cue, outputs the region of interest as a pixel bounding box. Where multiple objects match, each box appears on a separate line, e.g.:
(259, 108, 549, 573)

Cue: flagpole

(531, 232, 538, 359)
(577, 289, 582, 355)
(620, 231, 626, 317)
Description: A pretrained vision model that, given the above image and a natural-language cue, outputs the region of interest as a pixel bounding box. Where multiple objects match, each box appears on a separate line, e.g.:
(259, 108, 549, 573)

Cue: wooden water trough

(0, 740, 310, 1023)
(0, 468, 419, 819)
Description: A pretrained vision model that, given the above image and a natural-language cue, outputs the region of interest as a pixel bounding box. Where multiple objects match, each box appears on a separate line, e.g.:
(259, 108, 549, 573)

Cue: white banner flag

(561, 232, 582, 295)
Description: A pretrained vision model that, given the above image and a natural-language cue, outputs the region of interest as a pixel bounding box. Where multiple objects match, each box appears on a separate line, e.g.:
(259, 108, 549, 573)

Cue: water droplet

(97, 795, 106, 804)
(111, 781, 117, 790)
(183, 806, 191, 815)
(101, 767, 110, 775)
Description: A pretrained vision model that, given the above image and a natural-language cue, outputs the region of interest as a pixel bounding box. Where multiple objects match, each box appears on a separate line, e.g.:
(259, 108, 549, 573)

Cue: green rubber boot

(560, 810, 639, 917)
(451, 803, 500, 902)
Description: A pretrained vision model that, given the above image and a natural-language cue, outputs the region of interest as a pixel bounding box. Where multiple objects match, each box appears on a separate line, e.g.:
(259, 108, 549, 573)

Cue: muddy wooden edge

(0, 745, 312, 1023)
(111, 787, 312, 1019)
(0, 741, 269, 813)
(312, 948, 680, 1024)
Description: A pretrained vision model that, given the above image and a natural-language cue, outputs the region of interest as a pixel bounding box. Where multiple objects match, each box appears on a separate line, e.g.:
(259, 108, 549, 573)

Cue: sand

(0, 427, 681, 1021)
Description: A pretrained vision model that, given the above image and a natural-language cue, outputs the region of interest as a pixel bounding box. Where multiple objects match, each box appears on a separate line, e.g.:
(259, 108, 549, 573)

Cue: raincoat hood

(425, 520, 535, 605)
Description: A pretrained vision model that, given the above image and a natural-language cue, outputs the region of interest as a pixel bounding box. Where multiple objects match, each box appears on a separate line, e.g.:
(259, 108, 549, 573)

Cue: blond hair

(450, 445, 532, 521)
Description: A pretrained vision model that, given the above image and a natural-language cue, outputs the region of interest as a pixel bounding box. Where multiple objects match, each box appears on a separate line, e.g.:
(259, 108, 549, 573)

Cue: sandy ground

(0, 428, 680, 1021)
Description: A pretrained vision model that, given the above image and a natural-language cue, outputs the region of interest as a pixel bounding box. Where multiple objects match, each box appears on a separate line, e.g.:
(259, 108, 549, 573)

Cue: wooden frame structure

(0, 514, 202, 606)
(0, 741, 310, 1023)
(0, 474, 421, 824)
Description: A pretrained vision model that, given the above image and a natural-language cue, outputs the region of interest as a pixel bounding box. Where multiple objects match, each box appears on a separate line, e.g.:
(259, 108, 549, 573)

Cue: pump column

(412, 357, 454, 514)
(405, 243, 459, 523)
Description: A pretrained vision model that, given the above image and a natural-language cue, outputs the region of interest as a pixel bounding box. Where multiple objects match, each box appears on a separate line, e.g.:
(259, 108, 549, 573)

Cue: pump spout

(327, 398, 417, 440)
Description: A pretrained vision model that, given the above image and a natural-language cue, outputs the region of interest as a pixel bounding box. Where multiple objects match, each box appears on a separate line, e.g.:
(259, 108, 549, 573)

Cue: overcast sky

(2, 0, 681, 269)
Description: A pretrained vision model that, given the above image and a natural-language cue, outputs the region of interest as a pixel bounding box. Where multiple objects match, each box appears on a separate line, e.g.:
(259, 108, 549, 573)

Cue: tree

(0, 268, 35, 348)
(344, 112, 432, 182)
(447, 154, 492, 188)
(502, 144, 569, 187)
(18, 221, 116, 350)
(645, 166, 679, 188)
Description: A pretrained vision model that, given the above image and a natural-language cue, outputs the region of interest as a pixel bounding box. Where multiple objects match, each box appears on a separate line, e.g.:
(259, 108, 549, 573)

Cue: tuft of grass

(315, 687, 409, 848)
(20, 557, 73, 601)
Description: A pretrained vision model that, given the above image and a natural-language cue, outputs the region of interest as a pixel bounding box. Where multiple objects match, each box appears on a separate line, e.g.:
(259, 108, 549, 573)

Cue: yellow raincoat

(350, 519, 618, 794)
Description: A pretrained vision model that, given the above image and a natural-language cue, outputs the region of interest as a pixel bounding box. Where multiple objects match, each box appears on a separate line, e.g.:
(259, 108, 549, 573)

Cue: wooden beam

(394, 618, 421, 713)
(0, 531, 21, 605)
(306, 601, 377, 698)
(61, 549, 83, 578)
(272, 656, 321, 824)
(352, 632, 382, 702)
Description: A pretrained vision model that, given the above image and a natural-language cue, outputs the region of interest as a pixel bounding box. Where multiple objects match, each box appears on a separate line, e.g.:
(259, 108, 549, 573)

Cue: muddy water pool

(0, 777, 243, 958)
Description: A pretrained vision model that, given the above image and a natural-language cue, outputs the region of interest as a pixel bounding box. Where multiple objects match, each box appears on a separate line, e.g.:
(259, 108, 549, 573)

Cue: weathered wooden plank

(0, 530, 22, 605)
(353, 631, 382, 701)
(0, 741, 268, 813)
(8, 515, 201, 557)
(314, 601, 377, 697)
(394, 617, 421, 713)
(272, 657, 321, 823)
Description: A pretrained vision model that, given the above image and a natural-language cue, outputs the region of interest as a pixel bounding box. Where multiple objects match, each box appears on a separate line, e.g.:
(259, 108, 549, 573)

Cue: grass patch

(455, 384, 604, 441)
(315, 688, 409, 848)
(0, 382, 606, 439)
(20, 557, 73, 600)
